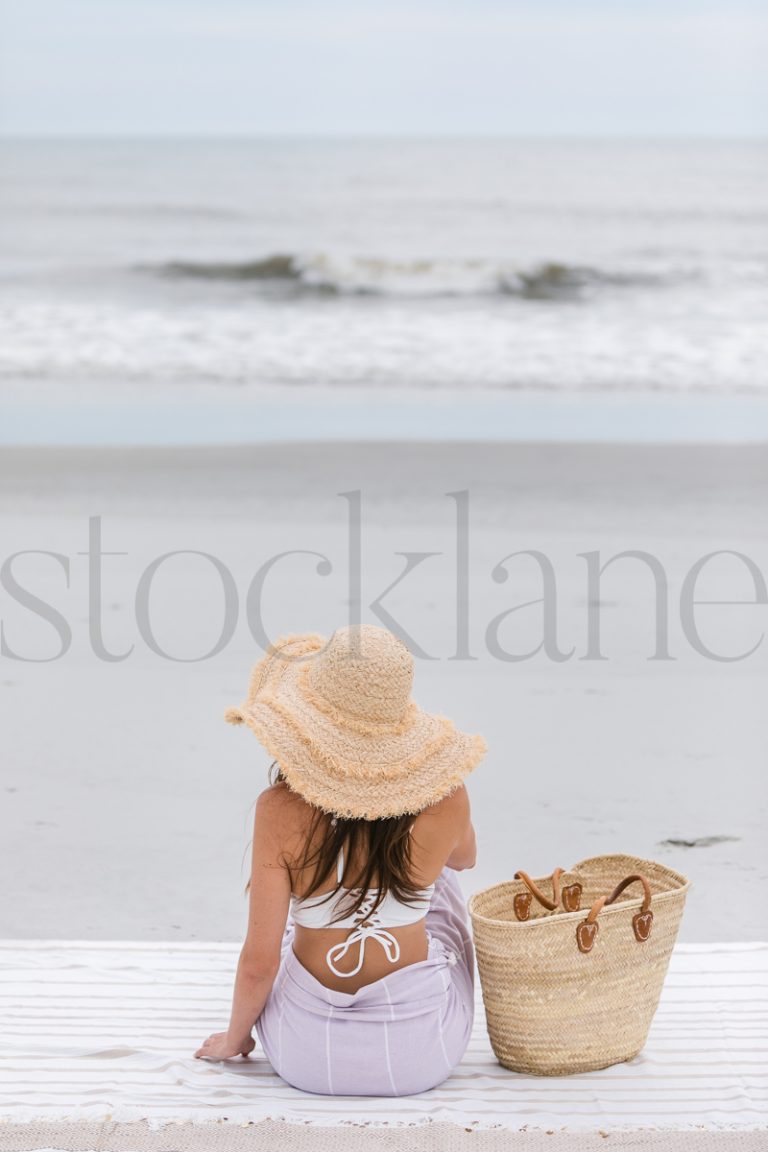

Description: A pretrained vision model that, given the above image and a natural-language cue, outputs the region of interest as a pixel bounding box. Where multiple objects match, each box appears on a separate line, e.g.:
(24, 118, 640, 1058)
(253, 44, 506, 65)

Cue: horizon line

(1, 130, 767, 144)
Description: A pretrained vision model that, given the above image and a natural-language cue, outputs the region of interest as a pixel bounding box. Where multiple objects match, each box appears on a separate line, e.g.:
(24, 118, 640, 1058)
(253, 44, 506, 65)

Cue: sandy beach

(3, 20, 767, 1145)
(0, 440, 766, 943)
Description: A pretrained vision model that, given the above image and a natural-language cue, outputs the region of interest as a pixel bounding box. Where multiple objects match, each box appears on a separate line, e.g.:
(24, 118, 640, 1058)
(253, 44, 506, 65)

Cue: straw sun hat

(224, 624, 487, 820)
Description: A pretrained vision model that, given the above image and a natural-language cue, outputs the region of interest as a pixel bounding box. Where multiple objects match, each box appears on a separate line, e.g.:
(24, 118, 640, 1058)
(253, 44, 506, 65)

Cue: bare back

(276, 783, 475, 993)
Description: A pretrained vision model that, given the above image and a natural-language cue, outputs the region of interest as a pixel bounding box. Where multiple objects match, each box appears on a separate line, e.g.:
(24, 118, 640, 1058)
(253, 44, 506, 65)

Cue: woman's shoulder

(252, 781, 323, 872)
(255, 779, 312, 822)
(416, 783, 470, 823)
(406, 785, 472, 881)
(410, 783, 470, 844)
(256, 779, 470, 825)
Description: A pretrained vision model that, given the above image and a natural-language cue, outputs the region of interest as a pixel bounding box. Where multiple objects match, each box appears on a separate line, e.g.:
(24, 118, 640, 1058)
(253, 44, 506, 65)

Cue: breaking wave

(149, 253, 675, 300)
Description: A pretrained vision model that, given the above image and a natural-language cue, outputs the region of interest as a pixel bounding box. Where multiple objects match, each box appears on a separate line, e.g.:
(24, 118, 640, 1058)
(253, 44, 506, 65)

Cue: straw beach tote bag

(469, 854, 690, 1076)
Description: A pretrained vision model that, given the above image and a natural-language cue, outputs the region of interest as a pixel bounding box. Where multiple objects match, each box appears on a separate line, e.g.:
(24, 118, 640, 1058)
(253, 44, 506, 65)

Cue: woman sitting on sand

(195, 624, 486, 1096)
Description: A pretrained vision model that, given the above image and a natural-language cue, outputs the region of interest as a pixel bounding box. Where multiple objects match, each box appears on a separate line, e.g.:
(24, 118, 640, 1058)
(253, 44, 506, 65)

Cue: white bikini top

(290, 828, 435, 979)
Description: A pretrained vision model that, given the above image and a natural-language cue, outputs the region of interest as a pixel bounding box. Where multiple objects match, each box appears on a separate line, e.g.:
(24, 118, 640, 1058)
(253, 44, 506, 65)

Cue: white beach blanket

(0, 941, 765, 1135)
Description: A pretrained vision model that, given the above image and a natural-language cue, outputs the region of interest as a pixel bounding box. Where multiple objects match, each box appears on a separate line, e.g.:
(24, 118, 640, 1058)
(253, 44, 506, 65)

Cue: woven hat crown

(225, 623, 486, 819)
(308, 624, 414, 725)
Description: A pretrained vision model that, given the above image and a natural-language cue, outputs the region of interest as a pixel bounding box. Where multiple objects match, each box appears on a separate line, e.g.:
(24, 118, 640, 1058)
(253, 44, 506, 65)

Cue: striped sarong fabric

(0, 941, 765, 1132)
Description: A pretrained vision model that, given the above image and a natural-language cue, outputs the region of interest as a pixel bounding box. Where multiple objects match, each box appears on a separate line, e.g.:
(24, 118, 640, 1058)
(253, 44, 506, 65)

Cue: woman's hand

(194, 1030, 255, 1061)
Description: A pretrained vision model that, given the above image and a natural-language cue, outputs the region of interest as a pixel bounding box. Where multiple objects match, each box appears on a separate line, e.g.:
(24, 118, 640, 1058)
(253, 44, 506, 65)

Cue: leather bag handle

(513, 868, 583, 920)
(576, 873, 654, 954)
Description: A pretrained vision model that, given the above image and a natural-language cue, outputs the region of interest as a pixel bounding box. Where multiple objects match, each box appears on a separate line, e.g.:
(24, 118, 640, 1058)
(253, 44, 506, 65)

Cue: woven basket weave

(469, 854, 690, 1076)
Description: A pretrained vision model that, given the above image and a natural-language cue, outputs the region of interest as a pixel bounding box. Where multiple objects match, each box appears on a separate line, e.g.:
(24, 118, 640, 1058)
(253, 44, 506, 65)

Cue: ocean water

(1, 139, 766, 406)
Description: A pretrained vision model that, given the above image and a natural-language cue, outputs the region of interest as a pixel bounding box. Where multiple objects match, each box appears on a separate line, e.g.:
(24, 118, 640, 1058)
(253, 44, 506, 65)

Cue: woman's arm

(195, 785, 292, 1061)
(411, 783, 477, 877)
(445, 814, 477, 870)
(443, 785, 477, 870)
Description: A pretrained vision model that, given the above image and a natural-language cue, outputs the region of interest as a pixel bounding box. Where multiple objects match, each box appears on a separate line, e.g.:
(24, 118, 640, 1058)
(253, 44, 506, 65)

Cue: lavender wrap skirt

(255, 867, 475, 1096)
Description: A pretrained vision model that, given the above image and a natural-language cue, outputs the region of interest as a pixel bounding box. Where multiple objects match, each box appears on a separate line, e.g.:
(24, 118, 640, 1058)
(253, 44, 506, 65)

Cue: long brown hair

(259, 762, 427, 925)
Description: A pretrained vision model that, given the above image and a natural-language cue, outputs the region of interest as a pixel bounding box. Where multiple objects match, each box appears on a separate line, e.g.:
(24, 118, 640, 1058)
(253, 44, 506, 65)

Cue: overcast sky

(1, 0, 766, 137)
